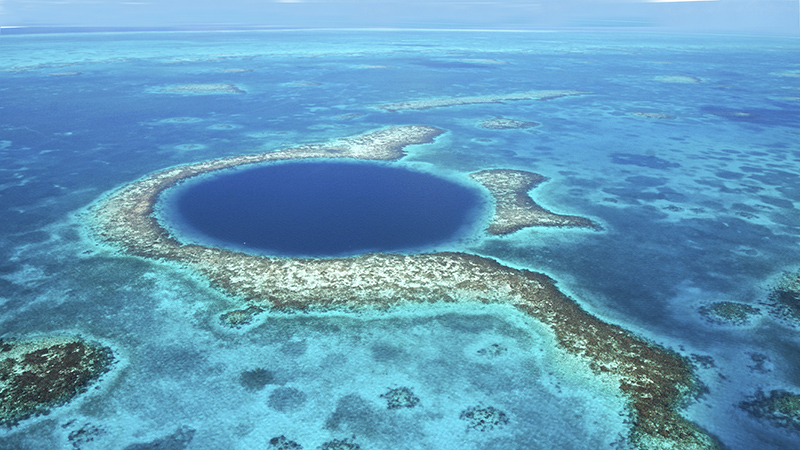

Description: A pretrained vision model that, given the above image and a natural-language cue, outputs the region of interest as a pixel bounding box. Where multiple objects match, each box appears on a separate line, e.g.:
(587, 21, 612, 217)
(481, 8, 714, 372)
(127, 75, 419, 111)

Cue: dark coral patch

(740, 390, 800, 431)
(122, 425, 196, 450)
(66, 422, 103, 448)
(478, 117, 540, 130)
(319, 437, 360, 450)
(270, 435, 303, 450)
(767, 271, 800, 322)
(459, 405, 509, 431)
(0, 337, 113, 426)
(220, 306, 265, 328)
(477, 343, 508, 358)
(699, 302, 760, 325)
(380, 387, 420, 409)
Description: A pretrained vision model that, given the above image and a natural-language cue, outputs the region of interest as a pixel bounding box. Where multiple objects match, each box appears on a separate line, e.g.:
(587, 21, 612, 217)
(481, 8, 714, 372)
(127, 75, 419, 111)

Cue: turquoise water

(1, 30, 799, 449)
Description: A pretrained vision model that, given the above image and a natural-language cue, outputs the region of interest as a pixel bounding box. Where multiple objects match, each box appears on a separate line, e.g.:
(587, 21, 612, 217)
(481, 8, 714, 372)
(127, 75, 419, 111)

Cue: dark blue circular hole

(168, 161, 483, 257)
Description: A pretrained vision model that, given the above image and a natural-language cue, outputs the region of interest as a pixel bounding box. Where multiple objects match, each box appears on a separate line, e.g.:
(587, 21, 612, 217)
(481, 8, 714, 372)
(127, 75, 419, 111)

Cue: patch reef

(90, 125, 717, 450)
(156, 83, 245, 94)
(0, 336, 113, 426)
(470, 169, 599, 234)
(478, 117, 540, 129)
(376, 90, 588, 111)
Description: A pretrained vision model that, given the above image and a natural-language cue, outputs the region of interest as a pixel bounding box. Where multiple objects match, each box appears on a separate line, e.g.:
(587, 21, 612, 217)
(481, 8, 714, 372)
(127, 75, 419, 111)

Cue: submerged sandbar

(90, 125, 716, 450)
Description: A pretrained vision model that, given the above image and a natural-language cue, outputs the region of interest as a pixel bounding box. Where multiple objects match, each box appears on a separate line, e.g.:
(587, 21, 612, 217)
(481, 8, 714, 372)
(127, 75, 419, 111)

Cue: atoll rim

(88, 125, 714, 449)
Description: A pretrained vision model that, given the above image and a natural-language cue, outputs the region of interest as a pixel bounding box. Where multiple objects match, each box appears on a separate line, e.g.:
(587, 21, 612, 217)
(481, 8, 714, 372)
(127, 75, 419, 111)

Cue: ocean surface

(1, 29, 799, 449)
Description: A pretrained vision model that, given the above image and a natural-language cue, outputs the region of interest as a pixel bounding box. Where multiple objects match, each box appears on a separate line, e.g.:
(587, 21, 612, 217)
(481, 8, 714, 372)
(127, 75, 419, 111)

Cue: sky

(0, 0, 798, 34)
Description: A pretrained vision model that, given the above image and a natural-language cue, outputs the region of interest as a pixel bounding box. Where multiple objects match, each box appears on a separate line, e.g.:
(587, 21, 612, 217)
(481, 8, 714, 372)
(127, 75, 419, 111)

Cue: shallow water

(1, 29, 799, 450)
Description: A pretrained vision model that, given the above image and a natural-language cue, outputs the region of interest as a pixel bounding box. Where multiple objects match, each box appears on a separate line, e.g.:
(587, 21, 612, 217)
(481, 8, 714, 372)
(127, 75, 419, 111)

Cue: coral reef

(707, 110, 756, 119)
(478, 117, 540, 130)
(156, 83, 245, 94)
(66, 422, 103, 449)
(380, 387, 420, 409)
(655, 75, 701, 84)
(89, 126, 717, 450)
(629, 112, 675, 119)
(747, 353, 773, 374)
(690, 354, 715, 370)
(122, 426, 196, 450)
(0, 336, 113, 426)
(469, 169, 600, 234)
(208, 124, 239, 130)
(459, 405, 509, 431)
(477, 343, 507, 358)
(161, 117, 203, 124)
(319, 437, 360, 450)
(376, 90, 588, 111)
(767, 271, 800, 321)
(270, 435, 303, 450)
(220, 306, 265, 328)
(740, 389, 800, 431)
(334, 113, 364, 120)
(698, 301, 761, 325)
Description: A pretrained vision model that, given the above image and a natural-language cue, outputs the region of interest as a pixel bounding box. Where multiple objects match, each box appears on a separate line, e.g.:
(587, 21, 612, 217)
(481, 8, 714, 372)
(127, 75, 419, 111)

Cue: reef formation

(740, 389, 800, 431)
(0, 336, 113, 426)
(478, 117, 540, 129)
(629, 112, 676, 120)
(765, 270, 800, 325)
(380, 387, 420, 410)
(89, 126, 716, 449)
(376, 90, 588, 111)
(459, 405, 509, 431)
(155, 83, 245, 94)
(655, 75, 701, 84)
(699, 301, 761, 326)
(469, 169, 599, 234)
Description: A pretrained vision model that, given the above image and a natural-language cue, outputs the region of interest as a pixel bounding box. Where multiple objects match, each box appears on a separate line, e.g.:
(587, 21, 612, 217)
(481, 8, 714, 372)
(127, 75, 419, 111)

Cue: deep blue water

(169, 161, 482, 257)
